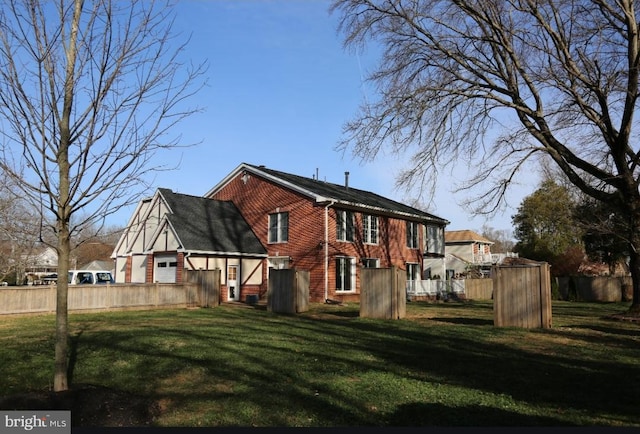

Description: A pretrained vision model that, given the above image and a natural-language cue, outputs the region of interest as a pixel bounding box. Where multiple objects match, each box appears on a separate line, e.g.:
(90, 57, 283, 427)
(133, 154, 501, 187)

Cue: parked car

(68, 270, 114, 285)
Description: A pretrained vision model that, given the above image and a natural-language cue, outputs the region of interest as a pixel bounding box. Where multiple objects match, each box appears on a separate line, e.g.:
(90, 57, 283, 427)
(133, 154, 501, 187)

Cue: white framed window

(336, 256, 356, 291)
(336, 210, 355, 242)
(362, 214, 378, 244)
(426, 225, 444, 255)
(406, 263, 420, 282)
(406, 221, 419, 249)
(268, 212, 289, 243)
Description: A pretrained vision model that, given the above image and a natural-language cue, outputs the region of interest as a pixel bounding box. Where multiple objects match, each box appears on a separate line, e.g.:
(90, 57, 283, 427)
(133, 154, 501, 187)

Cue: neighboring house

(445, 230, 494, 263)
(80, 260, 115, 273)
(206, 163, 449, 303)
(112, 188, 268, 301)
(443, 230, 495, 277)
(23, 246, 58, 285)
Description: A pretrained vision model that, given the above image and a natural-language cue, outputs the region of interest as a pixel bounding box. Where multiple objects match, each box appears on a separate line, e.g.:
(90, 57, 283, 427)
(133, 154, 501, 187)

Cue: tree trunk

(53, 225, 71, 392)
(53, 0, 81, 392)
(626, 196, 640, 314)
(628, 234, 640, 314)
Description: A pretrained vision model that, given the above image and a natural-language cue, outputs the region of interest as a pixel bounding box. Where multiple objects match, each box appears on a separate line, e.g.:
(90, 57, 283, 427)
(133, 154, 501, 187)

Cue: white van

(68, 270, 114, 285)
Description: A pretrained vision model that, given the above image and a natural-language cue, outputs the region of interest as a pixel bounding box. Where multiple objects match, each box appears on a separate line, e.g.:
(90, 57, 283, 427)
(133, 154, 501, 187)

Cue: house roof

(207, 163, 449, 225)
(80, 260, 114, 271)
(445, 230, 494, 244)
(158, 188, 267, 256)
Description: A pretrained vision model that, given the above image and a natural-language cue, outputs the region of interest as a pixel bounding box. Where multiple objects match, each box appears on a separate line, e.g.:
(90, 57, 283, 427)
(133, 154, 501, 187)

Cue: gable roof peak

(152, 187, 267, 256)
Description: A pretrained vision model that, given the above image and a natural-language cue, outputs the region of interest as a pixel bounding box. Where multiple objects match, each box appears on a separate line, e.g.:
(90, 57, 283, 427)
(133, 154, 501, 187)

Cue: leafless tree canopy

(0, 0, 207, 239)
(0, 172, 43, 283)
(331, 0, 640, 215)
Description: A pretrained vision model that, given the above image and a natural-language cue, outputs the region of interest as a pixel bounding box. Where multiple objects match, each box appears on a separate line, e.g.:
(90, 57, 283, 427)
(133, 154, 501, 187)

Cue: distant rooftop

(445, 230, 494, 244)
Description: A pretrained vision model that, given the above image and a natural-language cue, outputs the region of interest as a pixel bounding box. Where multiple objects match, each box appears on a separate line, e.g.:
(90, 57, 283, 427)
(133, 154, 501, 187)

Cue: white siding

(131, 255, 147, 283)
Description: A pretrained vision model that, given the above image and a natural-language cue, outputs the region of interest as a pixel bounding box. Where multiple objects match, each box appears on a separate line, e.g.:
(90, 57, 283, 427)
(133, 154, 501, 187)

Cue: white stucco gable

(113, 189, 176, 257)
(146, 217, 183, 253)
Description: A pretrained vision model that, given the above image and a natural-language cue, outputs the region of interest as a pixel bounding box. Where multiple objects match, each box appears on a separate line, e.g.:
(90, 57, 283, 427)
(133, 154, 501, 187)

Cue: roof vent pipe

(345, 171, 350, 189)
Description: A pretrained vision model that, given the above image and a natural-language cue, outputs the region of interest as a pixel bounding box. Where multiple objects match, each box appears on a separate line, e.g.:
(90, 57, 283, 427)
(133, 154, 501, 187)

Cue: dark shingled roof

(245, 164, 449, 224)
(158, 188, 266, 256)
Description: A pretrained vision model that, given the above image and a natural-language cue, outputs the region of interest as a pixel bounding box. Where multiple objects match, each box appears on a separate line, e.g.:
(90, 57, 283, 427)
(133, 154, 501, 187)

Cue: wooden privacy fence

(184, 269, 221, 307)
(406, 278, 492, 300)
(267, 268, 309, 314)
(463, 279, 493, 300)
(360, 266, 406, 319)
(493, 263, 552, 329)
(556, 275, 632, 302)
(0, 283, 201, 315)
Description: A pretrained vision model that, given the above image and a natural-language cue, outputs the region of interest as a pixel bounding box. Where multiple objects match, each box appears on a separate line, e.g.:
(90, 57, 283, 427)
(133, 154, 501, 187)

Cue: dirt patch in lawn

(0, 384, 160, 427)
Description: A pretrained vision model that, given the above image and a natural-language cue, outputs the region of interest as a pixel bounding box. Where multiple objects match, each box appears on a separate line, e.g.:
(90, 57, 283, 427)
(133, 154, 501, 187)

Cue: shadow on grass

(428, 317, 493, 326)
(100, 308, 637, 425)
(387, 402, 572, 426)
(4, 303, 639, 427)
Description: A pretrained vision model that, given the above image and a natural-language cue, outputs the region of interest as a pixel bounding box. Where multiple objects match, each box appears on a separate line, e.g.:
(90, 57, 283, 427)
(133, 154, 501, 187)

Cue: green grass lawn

(0, 300, 638, 427)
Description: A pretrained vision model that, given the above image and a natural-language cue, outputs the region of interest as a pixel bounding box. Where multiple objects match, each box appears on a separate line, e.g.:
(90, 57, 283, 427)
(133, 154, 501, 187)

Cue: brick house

(112, 188, 267, 301)
(206, 163, 449, 303)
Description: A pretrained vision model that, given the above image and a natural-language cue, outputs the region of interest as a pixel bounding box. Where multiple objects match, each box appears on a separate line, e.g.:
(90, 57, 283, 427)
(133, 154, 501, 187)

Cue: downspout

(183, 251, 192, 284)
(324, 200, 336, 302)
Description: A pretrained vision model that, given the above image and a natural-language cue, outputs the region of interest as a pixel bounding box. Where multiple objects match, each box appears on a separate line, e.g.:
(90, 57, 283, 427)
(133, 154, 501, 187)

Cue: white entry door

(227, 265, 239, 301)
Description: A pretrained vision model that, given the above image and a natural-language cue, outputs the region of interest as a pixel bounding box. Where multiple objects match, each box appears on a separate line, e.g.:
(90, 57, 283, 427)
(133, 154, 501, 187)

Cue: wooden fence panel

(184, 269, 221, 307)
(0, 287, 56, 314)
(267, 268, 309, 314)
(556, 275, 633, 302)
(296, 270, 310, 313)
(464, 279, 493, 300)
(360, 267, 406, 319)
(493, 263, 552, 329)
(0, 283, 199, 315)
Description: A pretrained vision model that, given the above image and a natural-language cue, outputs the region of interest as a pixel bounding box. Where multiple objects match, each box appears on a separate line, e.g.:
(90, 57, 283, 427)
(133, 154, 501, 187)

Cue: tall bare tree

(0, 171, 42, 284)
(331, 0, 640, 314)
(0, 0, 207, 391)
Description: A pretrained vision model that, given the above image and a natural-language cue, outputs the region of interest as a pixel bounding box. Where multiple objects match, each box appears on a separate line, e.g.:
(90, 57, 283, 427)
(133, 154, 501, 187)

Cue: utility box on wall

(492, 263, 552, 329)
(360, 266, 406, 320)
(267, 268, 309, 314)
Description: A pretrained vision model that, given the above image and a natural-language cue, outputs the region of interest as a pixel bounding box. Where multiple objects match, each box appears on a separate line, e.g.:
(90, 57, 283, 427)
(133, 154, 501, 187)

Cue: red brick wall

(324, 211, 423, 301)
(211, 169, 424, 303)
(146, 254, 154, 282)
(125, 256, 132, 282)
(176, 252, 184, 283)
(212, 171, 327, 301)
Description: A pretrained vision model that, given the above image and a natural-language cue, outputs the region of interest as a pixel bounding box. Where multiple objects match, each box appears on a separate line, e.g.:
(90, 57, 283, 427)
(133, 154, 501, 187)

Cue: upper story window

(406, 221, 419, 249)
(336, 210, 355, 242)
(362, 214, 378, 244)
(425, 225, 445, 255)
(268, 212, 289, 243)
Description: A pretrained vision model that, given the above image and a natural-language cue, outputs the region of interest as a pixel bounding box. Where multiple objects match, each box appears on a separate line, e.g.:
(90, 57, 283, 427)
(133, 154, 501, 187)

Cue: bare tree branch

(331, 0, 640, 312)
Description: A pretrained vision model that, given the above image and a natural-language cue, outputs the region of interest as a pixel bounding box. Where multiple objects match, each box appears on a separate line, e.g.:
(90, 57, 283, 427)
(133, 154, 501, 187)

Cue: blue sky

(108, 0, 534, 233)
